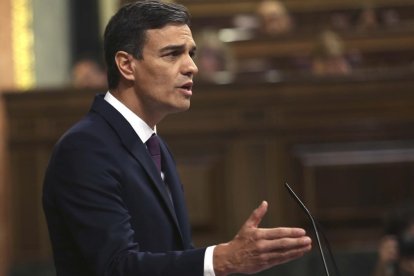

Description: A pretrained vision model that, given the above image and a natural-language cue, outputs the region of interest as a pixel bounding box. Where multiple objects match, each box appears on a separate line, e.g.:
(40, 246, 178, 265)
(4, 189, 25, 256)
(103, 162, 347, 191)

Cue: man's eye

(169, 51, 180, 57)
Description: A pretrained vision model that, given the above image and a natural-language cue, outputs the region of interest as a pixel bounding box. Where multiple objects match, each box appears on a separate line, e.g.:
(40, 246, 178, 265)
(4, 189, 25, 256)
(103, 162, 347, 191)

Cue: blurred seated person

(310, 30, 352, 76)
(194, 29, 236, 84)
(71, 58, 107, 89)
(356, 4, 380, 31)
(255, 0, 293, 36)
(330, 12, 353, 31)
(373, 203, 414, 276)
(380, 9, 401, 28)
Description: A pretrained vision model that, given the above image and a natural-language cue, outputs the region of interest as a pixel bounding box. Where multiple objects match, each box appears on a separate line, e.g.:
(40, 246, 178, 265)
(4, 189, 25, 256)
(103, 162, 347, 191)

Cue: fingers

(242, 202, 307, 240)
(257, 227, 307, 240)
(248, 236, 312, 272)
(254, 236, 312, 257)
(217, 201, 313, 275)
(255, 236, 312, 253)
(254, 243, 312, 267)
(213, 234, 312, 276)
(243, 201, 268, 228)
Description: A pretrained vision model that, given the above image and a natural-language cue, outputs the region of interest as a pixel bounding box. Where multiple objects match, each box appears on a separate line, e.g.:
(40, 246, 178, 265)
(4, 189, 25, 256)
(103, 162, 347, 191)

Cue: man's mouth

(179, 82, 193, 91)
(178, 82, 193, 96)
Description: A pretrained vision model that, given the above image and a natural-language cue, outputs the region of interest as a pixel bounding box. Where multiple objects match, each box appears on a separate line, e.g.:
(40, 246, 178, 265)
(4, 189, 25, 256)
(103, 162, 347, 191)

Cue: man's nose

(183, 55, 198, 77)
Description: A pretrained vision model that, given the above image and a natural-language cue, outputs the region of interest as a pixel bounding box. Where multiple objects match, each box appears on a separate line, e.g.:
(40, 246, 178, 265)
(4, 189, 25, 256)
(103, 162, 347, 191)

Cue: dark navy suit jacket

(43, 94, 205, 276)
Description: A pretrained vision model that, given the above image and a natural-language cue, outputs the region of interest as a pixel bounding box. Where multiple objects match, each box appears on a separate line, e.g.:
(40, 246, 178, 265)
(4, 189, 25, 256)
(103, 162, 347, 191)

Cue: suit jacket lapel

(89, 94, 184, 243)
(159, 139, 192, 247)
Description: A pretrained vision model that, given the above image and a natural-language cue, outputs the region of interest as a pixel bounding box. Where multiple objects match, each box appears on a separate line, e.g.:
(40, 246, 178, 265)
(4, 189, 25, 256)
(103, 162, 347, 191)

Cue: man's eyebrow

(159, 44, 196, 53)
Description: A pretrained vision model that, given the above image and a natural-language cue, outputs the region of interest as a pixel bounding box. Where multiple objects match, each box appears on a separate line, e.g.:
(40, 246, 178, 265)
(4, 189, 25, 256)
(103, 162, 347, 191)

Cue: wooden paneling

(181, 0, 414, 16)
(227, 29, 414, 73)
(160, 74, 414, 250)
(293, 141, 414, 243)
(3, 89, 96, 268)
(230, 30, 414, 58)
(182, 0, 414, 31)
(3, 74, 414, 270)
(0, 97, 10, 276)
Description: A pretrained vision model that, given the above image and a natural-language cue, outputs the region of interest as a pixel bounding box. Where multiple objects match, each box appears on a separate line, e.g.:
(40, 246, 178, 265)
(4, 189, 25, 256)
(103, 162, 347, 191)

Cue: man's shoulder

(55, 112, 114, 151)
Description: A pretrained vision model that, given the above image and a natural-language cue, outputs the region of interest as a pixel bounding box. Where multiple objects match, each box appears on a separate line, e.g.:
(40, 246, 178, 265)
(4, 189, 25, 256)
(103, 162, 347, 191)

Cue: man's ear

(115, 51, 136, 82)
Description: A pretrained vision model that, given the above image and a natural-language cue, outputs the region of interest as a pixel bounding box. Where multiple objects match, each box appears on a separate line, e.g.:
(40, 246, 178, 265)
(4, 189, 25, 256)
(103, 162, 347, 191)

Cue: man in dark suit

(42, 1, 312, 275)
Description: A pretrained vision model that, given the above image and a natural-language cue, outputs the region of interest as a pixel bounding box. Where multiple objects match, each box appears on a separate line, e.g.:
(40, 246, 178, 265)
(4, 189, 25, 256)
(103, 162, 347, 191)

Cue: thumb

(243, 201, 268, 228)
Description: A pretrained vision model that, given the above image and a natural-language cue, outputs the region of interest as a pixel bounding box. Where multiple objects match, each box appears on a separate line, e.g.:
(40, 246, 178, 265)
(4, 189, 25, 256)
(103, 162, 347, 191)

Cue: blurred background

(1, 0, 414, 275)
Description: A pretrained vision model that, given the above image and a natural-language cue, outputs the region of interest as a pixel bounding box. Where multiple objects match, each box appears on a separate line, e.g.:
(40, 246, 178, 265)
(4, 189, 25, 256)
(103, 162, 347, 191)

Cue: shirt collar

(104, 91, 155, 143)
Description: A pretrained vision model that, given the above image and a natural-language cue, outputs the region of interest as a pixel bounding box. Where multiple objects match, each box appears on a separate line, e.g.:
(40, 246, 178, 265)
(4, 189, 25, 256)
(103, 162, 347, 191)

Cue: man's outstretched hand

(213, 201, 312, 276)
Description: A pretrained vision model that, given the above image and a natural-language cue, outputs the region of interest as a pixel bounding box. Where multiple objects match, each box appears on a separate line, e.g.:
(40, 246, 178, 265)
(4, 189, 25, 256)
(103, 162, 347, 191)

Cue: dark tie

(146, 134, 174, 204)
(146, 134, 162, 173)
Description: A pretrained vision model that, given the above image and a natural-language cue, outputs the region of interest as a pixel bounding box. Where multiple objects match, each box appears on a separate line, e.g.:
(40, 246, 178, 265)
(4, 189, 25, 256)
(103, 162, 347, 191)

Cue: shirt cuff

(203, 245, 216, 276)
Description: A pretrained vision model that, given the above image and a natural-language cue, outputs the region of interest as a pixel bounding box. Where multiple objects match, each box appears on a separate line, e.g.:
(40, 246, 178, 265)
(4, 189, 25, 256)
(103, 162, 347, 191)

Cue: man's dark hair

(103, 0, 191, 89)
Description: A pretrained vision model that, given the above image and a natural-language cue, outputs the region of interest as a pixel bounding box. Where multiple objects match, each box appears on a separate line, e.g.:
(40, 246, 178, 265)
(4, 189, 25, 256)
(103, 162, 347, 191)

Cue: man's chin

(176, 104, 191, 113)
(169, 102, 191, 114)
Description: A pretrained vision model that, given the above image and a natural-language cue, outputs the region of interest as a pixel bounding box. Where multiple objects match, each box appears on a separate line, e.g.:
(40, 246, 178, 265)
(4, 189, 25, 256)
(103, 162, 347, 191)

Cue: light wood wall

(0, 0, 14, 91)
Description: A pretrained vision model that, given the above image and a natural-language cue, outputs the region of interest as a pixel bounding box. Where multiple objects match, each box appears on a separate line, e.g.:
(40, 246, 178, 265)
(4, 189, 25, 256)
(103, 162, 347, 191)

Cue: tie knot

(146, 134, 161, 172)
(146, 134, 160, 156)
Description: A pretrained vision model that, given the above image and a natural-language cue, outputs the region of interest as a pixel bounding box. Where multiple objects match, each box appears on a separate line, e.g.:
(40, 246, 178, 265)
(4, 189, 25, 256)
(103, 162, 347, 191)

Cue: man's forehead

(145, 24, 195, 45)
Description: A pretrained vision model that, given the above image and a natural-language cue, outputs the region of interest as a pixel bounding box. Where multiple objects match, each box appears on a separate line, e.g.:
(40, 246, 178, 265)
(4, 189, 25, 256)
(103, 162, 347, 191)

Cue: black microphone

(285, 182, 339, 276)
